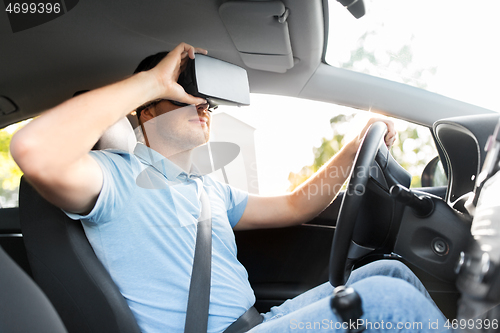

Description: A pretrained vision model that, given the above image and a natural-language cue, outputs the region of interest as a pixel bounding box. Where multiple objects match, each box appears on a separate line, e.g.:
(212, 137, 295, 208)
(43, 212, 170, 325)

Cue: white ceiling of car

(0, 0, 325, 126)
(0, 0, 494, 128)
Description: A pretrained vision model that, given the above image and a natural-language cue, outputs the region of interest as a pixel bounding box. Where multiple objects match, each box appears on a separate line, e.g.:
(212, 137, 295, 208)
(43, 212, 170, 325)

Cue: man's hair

(133, 51, 168, 74)
(133, 51, 169, 119)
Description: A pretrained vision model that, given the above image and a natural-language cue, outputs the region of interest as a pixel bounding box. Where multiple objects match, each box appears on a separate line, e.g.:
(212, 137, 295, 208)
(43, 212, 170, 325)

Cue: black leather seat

(19, 117, 141, 333)
(0, 246, 67, 333)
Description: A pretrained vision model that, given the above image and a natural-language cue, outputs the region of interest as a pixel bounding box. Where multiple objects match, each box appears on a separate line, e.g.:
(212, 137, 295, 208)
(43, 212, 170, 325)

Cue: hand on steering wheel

(329, 121, 391, 286)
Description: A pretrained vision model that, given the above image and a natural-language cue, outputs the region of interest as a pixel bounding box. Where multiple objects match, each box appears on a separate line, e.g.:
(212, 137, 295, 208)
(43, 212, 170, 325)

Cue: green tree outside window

(0, 119, 31, 207)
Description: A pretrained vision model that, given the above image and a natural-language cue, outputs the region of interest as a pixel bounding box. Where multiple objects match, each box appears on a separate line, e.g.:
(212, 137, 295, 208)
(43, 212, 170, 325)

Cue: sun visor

(219, 1, 294, 73)
(178, 54, 250, 107)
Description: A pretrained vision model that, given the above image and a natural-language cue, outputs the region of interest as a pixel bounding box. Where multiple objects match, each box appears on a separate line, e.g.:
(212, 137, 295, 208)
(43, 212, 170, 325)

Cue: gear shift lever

(330, 285, 364, 333)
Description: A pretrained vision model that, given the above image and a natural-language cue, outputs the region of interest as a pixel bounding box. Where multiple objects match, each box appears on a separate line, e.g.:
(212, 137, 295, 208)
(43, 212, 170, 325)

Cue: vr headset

(178, 54, 251, 109)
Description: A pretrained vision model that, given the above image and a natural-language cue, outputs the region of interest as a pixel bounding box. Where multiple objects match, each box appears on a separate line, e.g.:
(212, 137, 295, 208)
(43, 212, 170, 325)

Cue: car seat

(0, 246, 67, 333)
(18, 117, 141, 333)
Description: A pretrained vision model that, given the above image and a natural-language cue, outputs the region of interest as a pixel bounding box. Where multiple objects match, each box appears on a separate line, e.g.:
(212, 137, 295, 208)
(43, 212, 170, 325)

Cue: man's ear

(140, 106, 156, 124)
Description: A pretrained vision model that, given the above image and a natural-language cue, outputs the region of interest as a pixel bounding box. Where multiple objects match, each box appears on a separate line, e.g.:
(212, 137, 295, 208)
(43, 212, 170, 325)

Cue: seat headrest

(92, 117, 136, 152)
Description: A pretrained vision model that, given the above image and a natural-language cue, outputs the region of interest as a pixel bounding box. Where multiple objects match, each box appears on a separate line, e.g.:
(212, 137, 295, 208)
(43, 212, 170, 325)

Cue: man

(11, 43, 448, 332)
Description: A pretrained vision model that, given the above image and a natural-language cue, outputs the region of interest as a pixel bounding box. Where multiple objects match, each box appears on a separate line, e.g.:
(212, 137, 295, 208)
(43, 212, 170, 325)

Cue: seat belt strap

(223, 306, 263, 333)
(184, 187, 212, 333)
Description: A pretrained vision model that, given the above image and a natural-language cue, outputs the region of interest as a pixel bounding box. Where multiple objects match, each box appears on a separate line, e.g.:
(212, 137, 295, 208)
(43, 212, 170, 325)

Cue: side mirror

(421, 156, 447, 187)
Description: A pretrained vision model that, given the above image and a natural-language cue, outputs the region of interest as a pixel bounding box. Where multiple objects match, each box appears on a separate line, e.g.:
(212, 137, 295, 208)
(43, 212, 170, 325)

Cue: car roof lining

(0, 0, 325, 126)
(0, 0, 495, 129)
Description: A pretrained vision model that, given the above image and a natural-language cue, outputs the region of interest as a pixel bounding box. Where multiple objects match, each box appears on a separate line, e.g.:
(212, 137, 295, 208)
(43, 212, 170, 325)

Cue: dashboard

(434, 114, 500, 209)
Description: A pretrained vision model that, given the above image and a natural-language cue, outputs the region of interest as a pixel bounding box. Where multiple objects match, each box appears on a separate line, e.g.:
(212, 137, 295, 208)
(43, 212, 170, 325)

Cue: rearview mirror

(336, 0, 365, 19)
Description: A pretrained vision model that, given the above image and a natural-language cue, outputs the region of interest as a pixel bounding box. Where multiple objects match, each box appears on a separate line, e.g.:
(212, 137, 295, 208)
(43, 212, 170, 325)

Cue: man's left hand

(350, 118, 397, 153)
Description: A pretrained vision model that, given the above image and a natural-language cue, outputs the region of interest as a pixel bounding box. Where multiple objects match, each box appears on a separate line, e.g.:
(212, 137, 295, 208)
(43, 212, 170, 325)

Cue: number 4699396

(5, 2, 61, 14)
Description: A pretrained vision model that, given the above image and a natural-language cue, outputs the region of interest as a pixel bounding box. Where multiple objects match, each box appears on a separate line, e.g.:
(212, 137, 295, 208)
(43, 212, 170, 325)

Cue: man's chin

(183, 133, 210, 150)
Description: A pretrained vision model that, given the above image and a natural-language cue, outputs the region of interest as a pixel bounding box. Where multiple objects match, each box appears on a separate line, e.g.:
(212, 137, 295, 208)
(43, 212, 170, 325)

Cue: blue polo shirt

(65, 143, 254, 333)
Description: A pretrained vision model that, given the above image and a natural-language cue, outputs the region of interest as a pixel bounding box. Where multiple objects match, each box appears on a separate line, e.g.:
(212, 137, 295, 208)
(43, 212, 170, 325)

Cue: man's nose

(196, 102, 209, 113)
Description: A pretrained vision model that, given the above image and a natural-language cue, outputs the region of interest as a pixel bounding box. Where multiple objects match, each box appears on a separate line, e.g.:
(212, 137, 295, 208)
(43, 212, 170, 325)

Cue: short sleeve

(225, 184, 249, 228)
(63, 150, 137, 224)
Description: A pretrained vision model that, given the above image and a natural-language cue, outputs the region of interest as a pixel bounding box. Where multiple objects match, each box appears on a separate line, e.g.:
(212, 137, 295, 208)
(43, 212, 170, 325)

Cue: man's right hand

(150, 42, 208, 106)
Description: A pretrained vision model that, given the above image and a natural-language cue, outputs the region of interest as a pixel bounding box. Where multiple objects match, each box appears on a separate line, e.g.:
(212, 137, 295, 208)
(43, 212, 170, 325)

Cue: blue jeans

(248, 260, 450, 333)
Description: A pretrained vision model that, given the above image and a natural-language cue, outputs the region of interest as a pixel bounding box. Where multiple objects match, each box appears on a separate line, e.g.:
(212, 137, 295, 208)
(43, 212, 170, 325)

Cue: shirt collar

(133, 143, 203, 181)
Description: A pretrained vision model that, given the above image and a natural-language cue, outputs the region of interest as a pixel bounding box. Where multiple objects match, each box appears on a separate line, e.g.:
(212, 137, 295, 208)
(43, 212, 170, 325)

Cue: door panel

(235, 196, 341, 312)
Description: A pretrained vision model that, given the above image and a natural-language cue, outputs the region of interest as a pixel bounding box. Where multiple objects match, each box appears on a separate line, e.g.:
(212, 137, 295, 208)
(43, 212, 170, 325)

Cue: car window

(326, 0, 500, 112)
(0, 119, 31, 208)
(210, 94, 438, 196)
(0, 96, 438, 208)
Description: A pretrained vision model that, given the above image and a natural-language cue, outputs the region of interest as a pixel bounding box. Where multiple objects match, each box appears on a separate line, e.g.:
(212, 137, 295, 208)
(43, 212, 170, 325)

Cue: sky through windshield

(326, 0, 500, 112)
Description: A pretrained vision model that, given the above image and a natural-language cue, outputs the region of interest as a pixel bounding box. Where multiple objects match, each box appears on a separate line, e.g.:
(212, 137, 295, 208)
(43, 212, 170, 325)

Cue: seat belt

(184, 183, 263, 333)
(223, 306, 263, 333)
(184, 186, 212, 333)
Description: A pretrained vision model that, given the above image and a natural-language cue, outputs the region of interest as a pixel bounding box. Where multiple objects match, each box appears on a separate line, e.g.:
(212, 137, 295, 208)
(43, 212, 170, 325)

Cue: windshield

(326, 0, 500, 112)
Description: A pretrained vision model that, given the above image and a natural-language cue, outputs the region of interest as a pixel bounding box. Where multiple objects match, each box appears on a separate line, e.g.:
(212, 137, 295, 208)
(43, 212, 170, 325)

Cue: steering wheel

(329, 121, 389, 286)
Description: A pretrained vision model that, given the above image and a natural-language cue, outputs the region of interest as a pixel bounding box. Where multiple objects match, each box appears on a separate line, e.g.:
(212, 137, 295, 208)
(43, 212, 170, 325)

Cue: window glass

(210, 94, 438, 196)
(0, 100, 438, 208)
(0, 119, 31, 208)
(326, 0, 500, 112)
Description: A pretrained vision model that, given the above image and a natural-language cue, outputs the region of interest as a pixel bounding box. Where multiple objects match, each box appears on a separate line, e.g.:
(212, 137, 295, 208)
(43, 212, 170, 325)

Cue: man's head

(133, 51, 212, 156)
(133, 51, 189, 120)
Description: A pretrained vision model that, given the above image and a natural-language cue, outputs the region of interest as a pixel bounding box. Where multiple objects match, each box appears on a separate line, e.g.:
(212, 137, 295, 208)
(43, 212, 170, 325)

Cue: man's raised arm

(10, 43, 207, 214)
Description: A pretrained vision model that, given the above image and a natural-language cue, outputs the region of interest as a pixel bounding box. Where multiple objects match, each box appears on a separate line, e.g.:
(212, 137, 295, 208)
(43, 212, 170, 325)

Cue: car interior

(1, 0, 500, 332)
